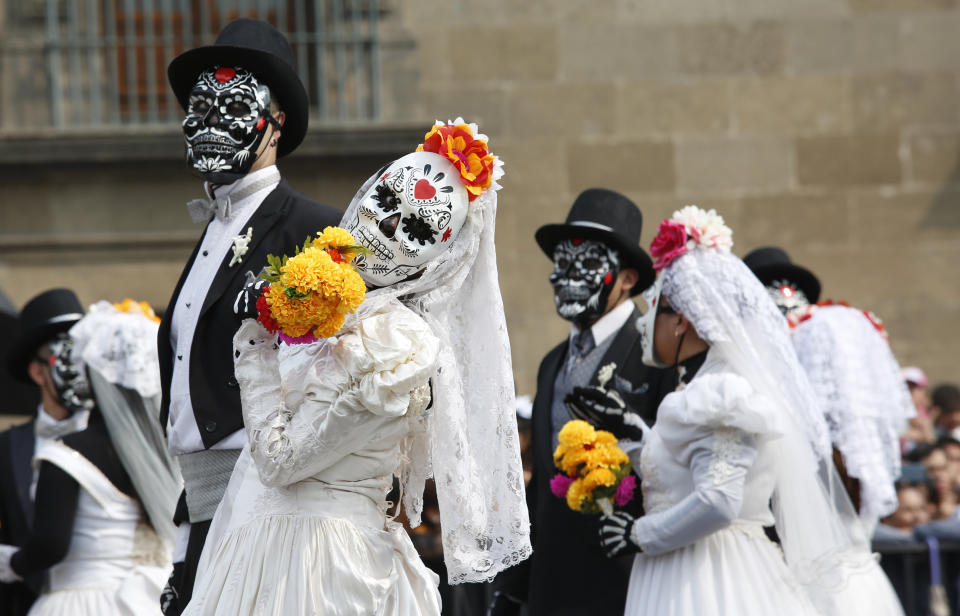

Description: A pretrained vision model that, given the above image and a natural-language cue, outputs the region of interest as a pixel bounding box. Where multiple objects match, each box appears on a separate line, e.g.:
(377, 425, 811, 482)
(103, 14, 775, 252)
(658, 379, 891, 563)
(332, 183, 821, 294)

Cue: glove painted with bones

(565, 386, 645, 441)
(0, 544, 22, 583)
(234, 270, 268, 320)
(599, 511, 643, 559)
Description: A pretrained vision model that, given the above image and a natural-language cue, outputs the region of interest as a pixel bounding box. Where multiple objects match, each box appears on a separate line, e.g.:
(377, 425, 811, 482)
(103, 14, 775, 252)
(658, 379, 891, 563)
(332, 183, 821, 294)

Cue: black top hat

(6, 289, 84, 383)
(535, 188, 655, 294)
(743, 247, 821, 303)
(167, 18, 309, 158)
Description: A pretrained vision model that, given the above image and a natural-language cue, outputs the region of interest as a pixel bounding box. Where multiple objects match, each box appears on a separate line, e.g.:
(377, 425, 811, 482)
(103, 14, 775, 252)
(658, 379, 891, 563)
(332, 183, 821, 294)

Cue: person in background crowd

(490, 189, 672, 616)
(0, 289, 88, 616)
(908, 443, 959, 520)
(901, 367, 936, 451)
(875, 481, 933, 540)
(158, 17, 342, 614)
(932, 385, 960, 441)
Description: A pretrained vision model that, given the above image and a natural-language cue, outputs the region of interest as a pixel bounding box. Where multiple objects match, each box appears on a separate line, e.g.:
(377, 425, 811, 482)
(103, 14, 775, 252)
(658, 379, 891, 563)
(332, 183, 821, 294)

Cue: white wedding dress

(183, 299, 442, 616)
(625, 351, 902, 615)
(28, 440, 169, 616)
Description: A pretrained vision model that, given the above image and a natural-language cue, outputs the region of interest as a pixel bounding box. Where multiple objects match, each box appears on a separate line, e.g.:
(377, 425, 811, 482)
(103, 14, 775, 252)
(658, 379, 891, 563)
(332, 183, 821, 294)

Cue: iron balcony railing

(0, 0, 381, 132)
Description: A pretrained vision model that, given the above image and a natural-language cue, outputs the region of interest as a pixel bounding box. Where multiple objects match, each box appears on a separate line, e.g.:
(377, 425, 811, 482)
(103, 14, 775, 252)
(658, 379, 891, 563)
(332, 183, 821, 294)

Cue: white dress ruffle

(28, 441, 169, 616)
(183, 300, 442, 616)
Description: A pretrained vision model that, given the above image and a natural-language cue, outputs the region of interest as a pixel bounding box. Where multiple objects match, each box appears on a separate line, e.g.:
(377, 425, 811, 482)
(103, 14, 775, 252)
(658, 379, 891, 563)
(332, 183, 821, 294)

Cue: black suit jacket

(0, 420, 39, 615)
(498, 306, 674, 615)
(158, 180, 342, 448)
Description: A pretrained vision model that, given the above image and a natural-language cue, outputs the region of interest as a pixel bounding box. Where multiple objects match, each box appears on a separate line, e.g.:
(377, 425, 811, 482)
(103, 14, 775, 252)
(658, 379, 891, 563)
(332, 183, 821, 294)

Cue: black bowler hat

(535, 188, 655, 294)
(168, 18, 309, 158)
(743, 247, 821, 303)
(6, 289, 84, 383)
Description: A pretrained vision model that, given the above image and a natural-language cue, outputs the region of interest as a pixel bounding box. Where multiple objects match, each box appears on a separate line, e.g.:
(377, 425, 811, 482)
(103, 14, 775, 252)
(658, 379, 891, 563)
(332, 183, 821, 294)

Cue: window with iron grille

(0, 0, 381, 133)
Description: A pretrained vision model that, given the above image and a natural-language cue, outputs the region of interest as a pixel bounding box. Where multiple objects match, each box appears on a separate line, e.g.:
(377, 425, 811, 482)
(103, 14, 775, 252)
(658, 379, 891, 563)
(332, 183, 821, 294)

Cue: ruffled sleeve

(629, 372, 782, 555)
(233, 302, 440, 488)
(656, 372, 782, 462)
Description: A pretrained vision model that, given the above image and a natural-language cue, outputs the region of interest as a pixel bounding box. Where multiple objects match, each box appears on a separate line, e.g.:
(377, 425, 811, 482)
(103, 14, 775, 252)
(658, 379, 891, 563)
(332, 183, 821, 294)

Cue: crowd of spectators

(879, 373, 960, 542)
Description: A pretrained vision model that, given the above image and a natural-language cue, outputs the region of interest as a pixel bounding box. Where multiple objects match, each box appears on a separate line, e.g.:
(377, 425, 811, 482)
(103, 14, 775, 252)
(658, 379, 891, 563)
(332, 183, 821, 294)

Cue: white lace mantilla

(792, 305, 915, 523)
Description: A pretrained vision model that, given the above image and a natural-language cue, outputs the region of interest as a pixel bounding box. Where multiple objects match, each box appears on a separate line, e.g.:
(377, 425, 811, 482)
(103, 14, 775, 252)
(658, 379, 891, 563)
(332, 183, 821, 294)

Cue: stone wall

(0, 0, 958, 401)
(377, 0, 960, 394)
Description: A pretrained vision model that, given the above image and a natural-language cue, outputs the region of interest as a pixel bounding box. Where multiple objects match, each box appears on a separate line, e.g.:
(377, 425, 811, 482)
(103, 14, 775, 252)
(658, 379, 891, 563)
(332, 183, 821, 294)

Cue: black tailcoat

(158, 180, 342, 447)
(0, 421, 40, 615)
(498, 306, 674, 615)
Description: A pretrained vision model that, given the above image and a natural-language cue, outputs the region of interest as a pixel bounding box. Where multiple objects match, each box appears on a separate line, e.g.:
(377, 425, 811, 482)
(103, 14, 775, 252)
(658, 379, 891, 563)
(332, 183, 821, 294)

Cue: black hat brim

(168, 45, 309, 158)
(750, 263, 821, 303)
(535, 223, 655, 295)
(6, 317, 82, 383)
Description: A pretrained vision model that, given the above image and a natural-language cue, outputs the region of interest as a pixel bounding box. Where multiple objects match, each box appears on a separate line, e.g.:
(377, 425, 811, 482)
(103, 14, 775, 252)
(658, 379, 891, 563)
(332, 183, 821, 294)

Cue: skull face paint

(343, 151, 469, 287)
(47, 334, 95, 416)
(765, 279, 810, 317)
(549, 239, 620, 327)
(182, 66, 273, 183)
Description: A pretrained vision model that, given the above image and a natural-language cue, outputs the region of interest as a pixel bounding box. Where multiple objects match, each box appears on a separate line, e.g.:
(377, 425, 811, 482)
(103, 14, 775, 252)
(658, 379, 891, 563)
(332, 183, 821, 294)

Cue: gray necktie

(567, 329, 596, 374)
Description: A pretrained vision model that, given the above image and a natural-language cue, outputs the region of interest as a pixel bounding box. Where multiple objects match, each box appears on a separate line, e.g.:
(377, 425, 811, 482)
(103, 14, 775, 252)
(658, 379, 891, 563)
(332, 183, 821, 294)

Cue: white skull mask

(344, 151, 469, 287)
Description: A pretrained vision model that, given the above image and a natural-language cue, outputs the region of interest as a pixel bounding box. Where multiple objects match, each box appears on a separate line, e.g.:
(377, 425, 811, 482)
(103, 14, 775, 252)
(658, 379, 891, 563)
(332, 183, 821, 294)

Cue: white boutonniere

(229, 227, 253, 267)
(597, 362, 617, 389)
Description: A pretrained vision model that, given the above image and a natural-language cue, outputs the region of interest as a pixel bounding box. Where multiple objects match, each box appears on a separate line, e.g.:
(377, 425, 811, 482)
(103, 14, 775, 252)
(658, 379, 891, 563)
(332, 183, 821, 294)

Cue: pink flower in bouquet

(614, 473, 637, 507)
(650, 220, 688, 271)
(550, 473, 574, 499)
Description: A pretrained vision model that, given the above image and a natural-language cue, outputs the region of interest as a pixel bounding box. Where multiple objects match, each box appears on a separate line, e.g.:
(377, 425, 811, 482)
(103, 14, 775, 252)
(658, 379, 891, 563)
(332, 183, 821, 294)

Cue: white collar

(204, 164, 280, 201)
(568, 299, 636, 348)
(35, 403, 90, 440)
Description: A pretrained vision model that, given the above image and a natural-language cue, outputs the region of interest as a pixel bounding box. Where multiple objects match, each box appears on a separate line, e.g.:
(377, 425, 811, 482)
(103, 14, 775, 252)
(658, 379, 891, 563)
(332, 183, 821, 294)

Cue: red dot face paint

(603, 272, 613, 285)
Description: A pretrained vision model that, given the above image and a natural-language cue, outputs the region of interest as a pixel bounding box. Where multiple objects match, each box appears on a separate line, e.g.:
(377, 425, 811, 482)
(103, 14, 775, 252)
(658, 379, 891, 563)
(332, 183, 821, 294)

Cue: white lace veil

(792, 305, 915, 529)
(661, 250, 876, 609)
(338, 168, 532, 584)
(69, 302, 182, 546)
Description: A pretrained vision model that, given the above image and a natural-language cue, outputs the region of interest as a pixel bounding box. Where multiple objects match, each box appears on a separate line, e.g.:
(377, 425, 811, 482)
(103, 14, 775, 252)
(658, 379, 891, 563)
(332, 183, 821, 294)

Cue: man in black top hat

(743, 246, 821, 316)
(0, 289, 88, 616)
(159, 18, 342, 614)
(490, 189, 673, 615)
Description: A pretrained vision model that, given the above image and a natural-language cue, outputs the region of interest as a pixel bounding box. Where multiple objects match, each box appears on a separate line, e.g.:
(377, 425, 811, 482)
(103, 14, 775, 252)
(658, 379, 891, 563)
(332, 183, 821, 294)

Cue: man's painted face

(765, 279, 810, 317)
(47, 334, 94, 415)
(182, 66, 272, 183)
(549, 239, 620, 327)
(343, 151, 469, 288)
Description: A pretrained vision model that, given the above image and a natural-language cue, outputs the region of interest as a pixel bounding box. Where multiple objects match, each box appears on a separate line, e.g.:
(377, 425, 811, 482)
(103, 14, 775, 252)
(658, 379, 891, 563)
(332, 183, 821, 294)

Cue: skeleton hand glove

(599, 511, 642, 558)
(234, 271, 268, 320)
(0, 544, 22, 583)
(565, 386, 645, 441)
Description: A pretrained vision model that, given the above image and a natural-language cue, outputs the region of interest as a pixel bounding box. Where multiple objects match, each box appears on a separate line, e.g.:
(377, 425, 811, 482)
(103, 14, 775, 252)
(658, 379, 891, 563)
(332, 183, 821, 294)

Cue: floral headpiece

(650, 205, 734, 271)
(416, 117, 503, 201)
(788, 300, 889, 340)
(112, 298, 161, 323)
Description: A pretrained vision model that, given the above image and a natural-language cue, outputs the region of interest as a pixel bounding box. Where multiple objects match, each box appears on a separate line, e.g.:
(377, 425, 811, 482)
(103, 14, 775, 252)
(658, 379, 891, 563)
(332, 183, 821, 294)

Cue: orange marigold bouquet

(255, 227, 367, 344)
(550, 419, 637, 515)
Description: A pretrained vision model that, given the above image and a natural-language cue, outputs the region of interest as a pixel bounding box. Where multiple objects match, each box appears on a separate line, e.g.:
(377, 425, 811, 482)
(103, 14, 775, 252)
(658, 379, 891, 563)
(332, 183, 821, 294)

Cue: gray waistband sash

(177, 448, 242, 523)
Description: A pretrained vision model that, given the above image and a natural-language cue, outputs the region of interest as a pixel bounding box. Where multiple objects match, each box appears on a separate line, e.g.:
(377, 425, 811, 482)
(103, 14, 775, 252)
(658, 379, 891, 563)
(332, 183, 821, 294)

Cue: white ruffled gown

(625, 351, 902, 615)
(183, 299, 442, 616)
(28, 440, 169, 616)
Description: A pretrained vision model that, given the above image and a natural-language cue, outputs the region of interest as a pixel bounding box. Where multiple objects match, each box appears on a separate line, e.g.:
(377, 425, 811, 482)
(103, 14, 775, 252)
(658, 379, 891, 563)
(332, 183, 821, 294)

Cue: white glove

(0, 544, 22, 583)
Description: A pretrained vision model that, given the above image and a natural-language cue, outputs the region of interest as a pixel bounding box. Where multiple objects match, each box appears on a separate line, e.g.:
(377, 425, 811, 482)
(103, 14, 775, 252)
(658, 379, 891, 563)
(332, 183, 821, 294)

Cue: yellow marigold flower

(587, 445, 630, 469)
(336, 264, 366, 313)
(558, 420, 596, 448)
(314, 226, 356, 251)
(560, 446, 593, 477)
(281, 247, 341, 295)
(553, 443, 568, 465)
(583, 467, 617, 491)
(566, 478, 587, 512)
(595, 430, 618, 446)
